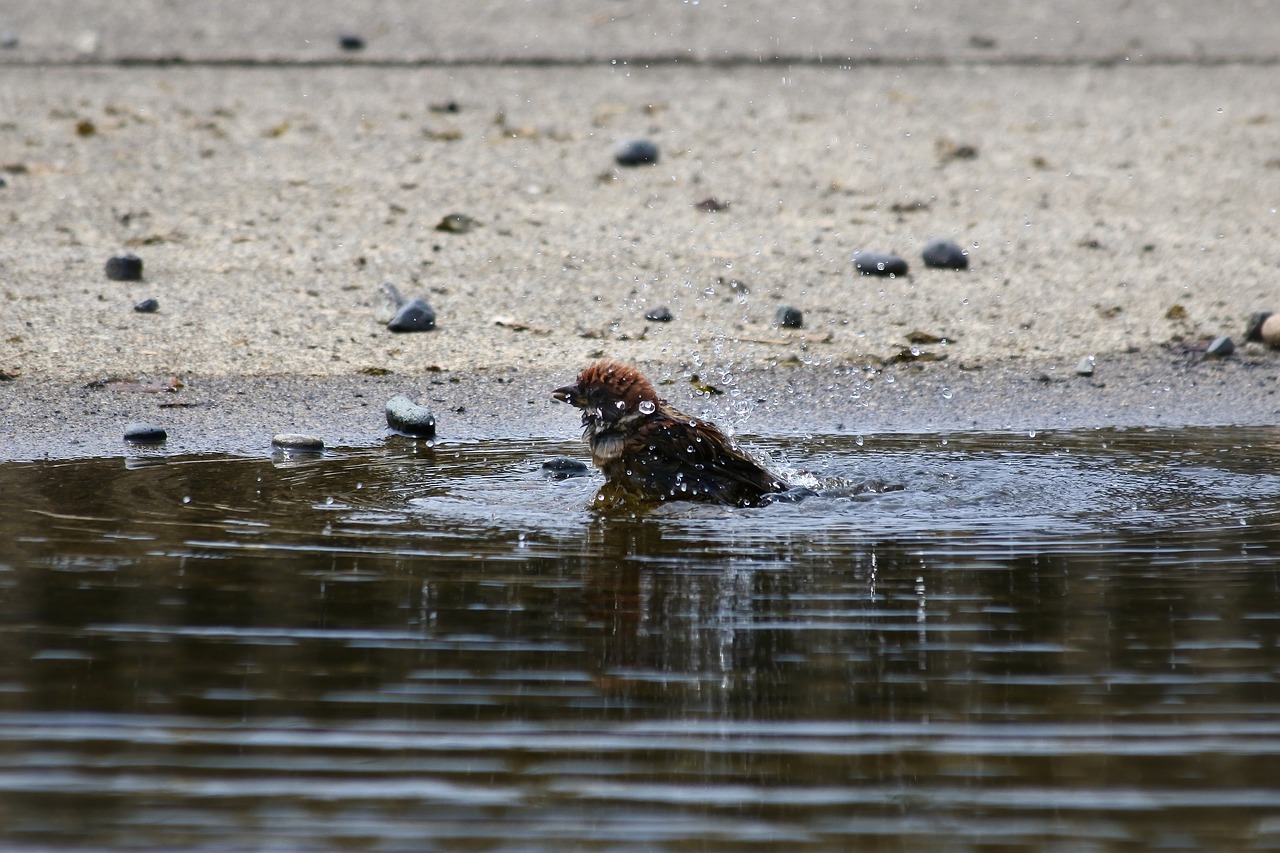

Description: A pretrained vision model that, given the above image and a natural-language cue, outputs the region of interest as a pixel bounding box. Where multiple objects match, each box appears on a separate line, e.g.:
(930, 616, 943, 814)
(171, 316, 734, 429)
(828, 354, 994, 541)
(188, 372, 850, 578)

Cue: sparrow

(552, 360, 789, 506)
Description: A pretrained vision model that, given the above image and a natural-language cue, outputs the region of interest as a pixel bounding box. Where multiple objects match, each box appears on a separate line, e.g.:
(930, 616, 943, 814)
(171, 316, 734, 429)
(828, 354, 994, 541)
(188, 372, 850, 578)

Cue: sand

(1, 2, 1278, 460)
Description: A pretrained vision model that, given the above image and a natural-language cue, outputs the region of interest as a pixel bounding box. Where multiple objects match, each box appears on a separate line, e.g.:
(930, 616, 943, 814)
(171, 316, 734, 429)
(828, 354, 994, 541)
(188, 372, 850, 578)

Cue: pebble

(385, 396, 437, 437)
(0, 32, 17, 49)
(541, 457, 590, 479)
(921, 239, 969, 269)
(644, 306, 674, 322)
(1075, 356, 1095, 376)
(133, 297, 159, 313)
(853, 250, 908, 276)
(272, 433, 325, 451)
(435, 213, 479, 234)
(614, 138, 660, 166)
(1245, 311, 1280, 346)
(338, 33, 365, 51)
(123, 422, 166, 443)
(105, 253, 144, 281)
(775, 305, 804, 329)
(1263, 315, 1280, 348)
(1205, 336, 1235, 358)
(381, 282, 436, 332)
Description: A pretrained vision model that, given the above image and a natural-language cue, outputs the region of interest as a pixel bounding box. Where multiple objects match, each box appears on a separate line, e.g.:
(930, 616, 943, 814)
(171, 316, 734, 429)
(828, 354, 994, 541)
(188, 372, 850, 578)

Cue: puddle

(1, 427, 1279, 851)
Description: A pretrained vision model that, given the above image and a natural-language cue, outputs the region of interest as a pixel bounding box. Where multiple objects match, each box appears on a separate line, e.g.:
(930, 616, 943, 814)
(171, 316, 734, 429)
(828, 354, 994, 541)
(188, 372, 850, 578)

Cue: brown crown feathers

(552, 360, 788, 506)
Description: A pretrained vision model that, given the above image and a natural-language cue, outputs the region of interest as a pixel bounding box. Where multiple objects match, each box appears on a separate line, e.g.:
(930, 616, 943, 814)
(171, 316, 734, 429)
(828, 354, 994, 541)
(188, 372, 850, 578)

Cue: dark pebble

(853, 251, 908, 276)
(541, 457, 590, 479)
(338, 34, 365, 51)
(272, 433, 325, 451)
(1205, 336, 1235, 358)
(385, 396, 437, 437)
(921, 239, 969, 270)
(133, 297, 159, 313)
(105, 253, 144, 281)
(388, 299, 436, 332)
(644, 306, 673, 322)
(0, 32, 18, 49)
(775, 305, 803, 329)
(381, 281, 437, 332)
(123, 422, 167, 443)
(435, 213, 479, 234)
(1245, 311, 1273, 342)
(614, 138, 660, 166)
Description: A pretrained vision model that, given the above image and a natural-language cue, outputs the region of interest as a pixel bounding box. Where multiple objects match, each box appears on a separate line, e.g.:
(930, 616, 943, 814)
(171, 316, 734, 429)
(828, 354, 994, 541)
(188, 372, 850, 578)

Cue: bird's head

(552, 360, 659, 429)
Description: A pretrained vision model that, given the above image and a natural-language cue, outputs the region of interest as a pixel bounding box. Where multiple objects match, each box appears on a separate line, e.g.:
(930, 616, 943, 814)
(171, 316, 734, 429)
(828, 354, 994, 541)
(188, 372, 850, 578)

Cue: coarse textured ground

(1, 2, 1278, 460)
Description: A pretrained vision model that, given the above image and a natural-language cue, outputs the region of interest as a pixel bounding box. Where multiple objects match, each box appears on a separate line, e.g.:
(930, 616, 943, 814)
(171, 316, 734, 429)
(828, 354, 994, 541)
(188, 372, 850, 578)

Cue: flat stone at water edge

(385, 396, 437, 437)
(133, 298, 159, 313)
(541, 457, 590, 479)
(123, 422, 167, 443)
(272, 433, 325, 451)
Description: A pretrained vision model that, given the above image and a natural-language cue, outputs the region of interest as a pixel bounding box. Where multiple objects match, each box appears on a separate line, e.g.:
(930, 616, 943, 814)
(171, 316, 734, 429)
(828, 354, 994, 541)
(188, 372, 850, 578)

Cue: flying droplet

(638, 400, 656, 414)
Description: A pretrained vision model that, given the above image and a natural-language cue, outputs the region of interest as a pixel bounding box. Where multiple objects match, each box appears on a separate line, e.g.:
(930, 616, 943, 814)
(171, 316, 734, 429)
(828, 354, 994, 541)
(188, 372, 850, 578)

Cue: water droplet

(638, 400, 656, 414)
(615, 400, 626, 409)
(941, 387, 953, 400)
(855, 435, 865, 446)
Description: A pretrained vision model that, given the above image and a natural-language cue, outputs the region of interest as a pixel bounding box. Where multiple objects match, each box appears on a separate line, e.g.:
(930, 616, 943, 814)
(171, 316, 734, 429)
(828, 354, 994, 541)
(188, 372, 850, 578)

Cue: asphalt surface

(1, 2, 1278, 460)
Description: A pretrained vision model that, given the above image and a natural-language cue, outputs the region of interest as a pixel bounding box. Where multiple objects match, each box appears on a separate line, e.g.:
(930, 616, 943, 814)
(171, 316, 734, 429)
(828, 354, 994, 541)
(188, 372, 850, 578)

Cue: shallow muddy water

(1, 427, 1279, 851)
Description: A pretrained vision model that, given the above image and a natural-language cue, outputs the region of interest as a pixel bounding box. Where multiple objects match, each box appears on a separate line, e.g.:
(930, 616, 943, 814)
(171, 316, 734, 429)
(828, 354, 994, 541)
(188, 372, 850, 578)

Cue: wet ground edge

(1, 348, 1278, 462)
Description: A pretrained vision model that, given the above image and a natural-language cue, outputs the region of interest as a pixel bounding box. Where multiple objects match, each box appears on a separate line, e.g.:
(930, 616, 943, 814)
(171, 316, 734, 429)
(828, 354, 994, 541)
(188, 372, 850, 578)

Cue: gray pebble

(338, 33, 365, 51)
(1245, 311, 1273, 342)
(921, 239, 969, 270)
(0, 32, 18, 49)
(775, 305, 803, 329)
(541, 457, 590, 479)
(272, 433, 325, 451)
(388, 299, 436, 332)
(105, 253, 144, 281)
(385, 396, 437, 437)
(1205, 336, 1235, 357)
(1075, 356, 1095, 376)
(854, 250, 908, 276)
(614, 138, 660, 166)
(123, 422, 167, 443)
(381, 282, 436, 332)
(133, 297, 159, 313)
(644, 305, 673, 322)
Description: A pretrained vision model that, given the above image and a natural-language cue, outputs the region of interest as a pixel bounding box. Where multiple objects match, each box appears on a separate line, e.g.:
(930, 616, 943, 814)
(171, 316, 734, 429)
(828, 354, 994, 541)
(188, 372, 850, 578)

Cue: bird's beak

(552, 382, 580, 406)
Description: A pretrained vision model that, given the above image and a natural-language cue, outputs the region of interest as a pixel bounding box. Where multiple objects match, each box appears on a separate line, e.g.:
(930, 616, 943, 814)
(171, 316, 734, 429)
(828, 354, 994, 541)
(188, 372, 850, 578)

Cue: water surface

(1, 427, 1279, 851)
